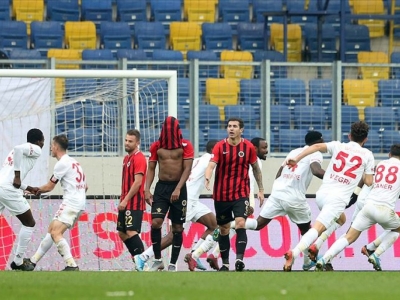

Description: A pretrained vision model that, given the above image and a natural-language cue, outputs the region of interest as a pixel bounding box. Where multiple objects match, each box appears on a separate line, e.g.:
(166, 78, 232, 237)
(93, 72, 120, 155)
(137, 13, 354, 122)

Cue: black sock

(219, 233, 230, 265)
(151, 227, 162, 259)
(123, 234, 144, 257)
(170, 231, 183, 265)
(235, 228, 247, 260)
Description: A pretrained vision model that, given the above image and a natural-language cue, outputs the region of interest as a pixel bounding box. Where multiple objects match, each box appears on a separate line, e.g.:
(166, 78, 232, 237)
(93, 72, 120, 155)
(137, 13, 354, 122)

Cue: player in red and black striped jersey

(205, 117, 264, 272)
(117, 129, 147, 269)
(145, 116, 194, 271)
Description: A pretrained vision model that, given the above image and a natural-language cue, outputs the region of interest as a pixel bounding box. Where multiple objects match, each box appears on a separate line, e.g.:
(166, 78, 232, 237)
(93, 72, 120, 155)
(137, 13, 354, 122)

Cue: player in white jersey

(315, 144, 400, 271)
(134, 141, 219, 271)
(283, 121, 375, 271)
(26, 135, 87, 271)
(0, 129, 44, 271)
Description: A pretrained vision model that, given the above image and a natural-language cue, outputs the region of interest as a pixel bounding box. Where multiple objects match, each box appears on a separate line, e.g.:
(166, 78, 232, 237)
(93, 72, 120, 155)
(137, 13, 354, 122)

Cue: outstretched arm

(310, 162, 325, 179)
(286, 143, 327, 166)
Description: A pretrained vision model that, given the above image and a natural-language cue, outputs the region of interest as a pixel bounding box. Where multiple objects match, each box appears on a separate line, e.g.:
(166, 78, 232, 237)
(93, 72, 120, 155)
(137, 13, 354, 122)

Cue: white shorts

(54, 203, 83, 228)
(315, 193, 347, 229)
(0, 186, 30, 216)
(185, 200, 212, 223)
(352, 202, 400, 232)
(259, 195, 311, 224)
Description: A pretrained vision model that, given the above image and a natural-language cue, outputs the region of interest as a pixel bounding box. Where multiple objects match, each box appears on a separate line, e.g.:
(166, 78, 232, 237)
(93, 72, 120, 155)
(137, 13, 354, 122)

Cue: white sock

(140, 246, 154, 261)
(56, 238, 77, 267)
(212, 244, 220, 257)
(302, 249, 312, 265)
(314, 222, 341, 250)
(374, 231, 400, 257)
(322, 237, 349, 263)
(191, 238, 204, 252)
(31, 233, 53, 264)
(193, 235, 214, 259)
(367, 230, 389, 250)
(230, 221, 235, 229)
(14, 225, 34, 265)
(245, 218, 258, 230)
(293, 228, 319, 258)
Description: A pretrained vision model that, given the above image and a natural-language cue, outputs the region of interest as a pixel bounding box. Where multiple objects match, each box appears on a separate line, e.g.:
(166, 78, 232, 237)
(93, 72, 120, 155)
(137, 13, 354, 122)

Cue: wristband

(354, 186, 362, 196)
(20, 183, 27, 190)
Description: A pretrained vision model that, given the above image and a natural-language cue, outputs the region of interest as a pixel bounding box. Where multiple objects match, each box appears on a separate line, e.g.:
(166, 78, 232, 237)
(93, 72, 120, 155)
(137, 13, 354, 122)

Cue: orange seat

(206, 78, 239, 120)
(343, 79, 376, 120)
(47, 49, 81, 69)
(357, 51, 389, 92)
(13, 0, 44, 35)
(220, 50, 253, 80)
(270, 23, 302, 62)
(184, 0, 215, 23)
(169, 22, 202, 57)
(65, 21, 97, 50)
(353, 0, 385, 38)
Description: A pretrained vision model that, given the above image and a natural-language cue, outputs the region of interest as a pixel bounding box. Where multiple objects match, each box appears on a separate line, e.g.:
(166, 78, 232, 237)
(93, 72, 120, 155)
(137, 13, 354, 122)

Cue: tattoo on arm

(252, 163, 264, 190)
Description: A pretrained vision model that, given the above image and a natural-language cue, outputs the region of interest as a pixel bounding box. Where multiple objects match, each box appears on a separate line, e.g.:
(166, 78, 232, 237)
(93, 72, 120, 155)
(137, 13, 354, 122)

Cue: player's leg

(232, 198, 251, 272)
(362, 230, 389, 256)
(215, 201, 234, 271)
(139, 229, 173, 268)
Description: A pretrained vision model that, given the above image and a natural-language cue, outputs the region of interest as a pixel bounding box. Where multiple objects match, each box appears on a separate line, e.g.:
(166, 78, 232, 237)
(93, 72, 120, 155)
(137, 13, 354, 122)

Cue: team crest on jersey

(125, 210, 131, 216)
(238, 151, 245, 157)
(127, 162, 131, 167)
(182, 200, 187, 206)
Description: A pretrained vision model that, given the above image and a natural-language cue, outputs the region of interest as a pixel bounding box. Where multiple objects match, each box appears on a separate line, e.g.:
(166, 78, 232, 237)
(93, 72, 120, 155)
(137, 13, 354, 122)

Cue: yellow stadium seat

(357, 51, 389, 92)
(55, 78, 65, 103)
(169, 22, 202, 57)
(353, 0, 385, 38)
(220, 50, 253, 80)
(13, 0, 44, 35)
(47, 49, 81, 69)
(270, 23, 302, 62)
(65, 21, 97, 50)
(184, 0, 216, 23)
(343, 79, 376, 120)
(206, 78, 238, 120)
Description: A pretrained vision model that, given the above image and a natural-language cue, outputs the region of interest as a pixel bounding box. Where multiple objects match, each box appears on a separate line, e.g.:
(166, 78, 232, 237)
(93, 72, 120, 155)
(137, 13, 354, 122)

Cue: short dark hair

(390, 144, 400, 157)
(127, 129, 141, 141)
(206, 140, 218, 153)
(226, 117, 244, 129)
(350, 121, 369, 143)
(53, 134, 68, 151)
(27, 128, 43, 144)
(251, 137, 265, 148)
(305, 131, 323, 146)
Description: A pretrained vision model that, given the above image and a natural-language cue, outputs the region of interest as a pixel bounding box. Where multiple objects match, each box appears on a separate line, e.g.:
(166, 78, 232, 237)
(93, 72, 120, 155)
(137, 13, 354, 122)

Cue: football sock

(293, 228, 319, 258)
(56, 238, 77, 267)
(170, 232, 183, 265)
(151, 227, 162, 259)
(302, 249, 312, 266)
(219, 233, 230, 265)
(322, 237, 349, 263)
(245, 218, 258, 230)
(235, 228, 247, 260)
(193, 235, 214, 259)
(140, 246, 154, 261)
(212, 244, 220, 257)
(124, 234, 144, 257)
(191, 238, 204, 252)
(367, 230, 389, 251)
(31, 233, 53, 264)
(314, 222, 340, 250)
(14, 225, 34, 266)
(374, 231, 399, 257)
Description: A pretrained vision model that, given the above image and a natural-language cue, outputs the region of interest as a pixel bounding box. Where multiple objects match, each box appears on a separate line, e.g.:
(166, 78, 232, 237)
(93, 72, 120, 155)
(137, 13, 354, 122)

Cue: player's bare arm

(145, 161, 157, 206)
(170, 158, 193, 202)
(204, 161, 216, 191)
(363, 173, 374, 187)
(275, 166, 284, 179)
(310, 162, 325, 179)
(251, 161, 264, 207)
(119, 173, 143, 211)
(37, 180, 57, 194)
(287, 143, 327, 166)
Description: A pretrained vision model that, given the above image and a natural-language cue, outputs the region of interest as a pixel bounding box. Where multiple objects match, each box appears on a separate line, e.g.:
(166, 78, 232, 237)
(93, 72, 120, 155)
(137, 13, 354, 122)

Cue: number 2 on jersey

(332, 151, 362, 179)
(72, 163, 85, 183)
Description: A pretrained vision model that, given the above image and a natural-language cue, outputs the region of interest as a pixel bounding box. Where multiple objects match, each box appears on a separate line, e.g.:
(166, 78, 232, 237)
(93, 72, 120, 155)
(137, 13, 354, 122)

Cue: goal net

(0, 69, 179, 271)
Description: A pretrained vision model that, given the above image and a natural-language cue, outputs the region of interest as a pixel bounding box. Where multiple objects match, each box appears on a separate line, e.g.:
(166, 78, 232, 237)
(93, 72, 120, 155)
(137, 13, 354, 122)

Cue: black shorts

(151, 180, 187, 225)
(214, 198, 250, 225)
(117, 209, 143, 233)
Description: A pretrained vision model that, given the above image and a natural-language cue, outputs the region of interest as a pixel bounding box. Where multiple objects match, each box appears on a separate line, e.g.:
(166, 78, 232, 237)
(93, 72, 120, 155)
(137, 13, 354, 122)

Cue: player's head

(226, 117, 244, 139)
(251, 137, 268, 160)
(389, 144, 400, 158)
(27, 128, 44, 148)
(51, 134, 68, 157)
(125, 129, 141, 153)
(159, 116, 183, 149)
(349, 121, 369, 145)
(205, 140, 218, 154)
(305, 131, 324, 146)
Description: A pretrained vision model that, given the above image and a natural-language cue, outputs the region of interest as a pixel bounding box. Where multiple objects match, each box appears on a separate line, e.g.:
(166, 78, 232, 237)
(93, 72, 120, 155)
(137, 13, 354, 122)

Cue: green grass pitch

(1, 271, 400, 300)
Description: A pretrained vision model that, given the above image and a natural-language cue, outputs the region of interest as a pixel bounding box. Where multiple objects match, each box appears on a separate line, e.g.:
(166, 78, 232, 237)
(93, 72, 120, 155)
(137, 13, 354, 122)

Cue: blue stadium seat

(68, 127, 102, 152)
(287, 0, 317, 29)
(340, 105, 360, 133)
(64, 79, 99, 99)
(253, 0, 283, 24)
(278, 129, 305, 152)
(140, 128, 161, 151)
(100, 22, 132, 52)
(0, 0, 10, 20)
(150, 0, 182, 35)
(382, 130, 400, 153)
(30, 21, 63, 57)
(82, 49, 116, 69)
(313, 129, 332, 142)
(237, 23, 265, 52)
(344, 24, 371, 63)
(391, 52, 400, 79)
(252, 50, 287, 79)
(240, 79, 261, 107)
(151, 49, 185, 77)
(181, 128, 206, 149)
(202, 23, 233, 54)
(270, 104, 291, 130)
(133, 22, 166, 56)
(243, 129, 261, 140)
(116, 49, 149, 69)
(83, 101, 104, 127)
(178, 77, 190, 110)
(274, 79, 306, 106)
(293, 105, 327, 131)
(103, 126, 119, 152)
(47, 0, 80, 22)
(218, 0, 250, 34)
(0, 21, 27, 50)
(363, 131, 382, 153)
(206, 129, 227, 142)
(378, 79, 400, 107)
(224, 105, 259, 129)
(116, 0, 147, 33)
(81, 0, 113, 32)
(198, 104, 222, 133)
(309, 79, 332, 108)
(187, 50, 219, 78)
(364, 107, 397, 132)
(9, 49, 43, 69)
(323, 0, 352, 36)
(56, 102, 84, 128)
(303, 24, 337, 62)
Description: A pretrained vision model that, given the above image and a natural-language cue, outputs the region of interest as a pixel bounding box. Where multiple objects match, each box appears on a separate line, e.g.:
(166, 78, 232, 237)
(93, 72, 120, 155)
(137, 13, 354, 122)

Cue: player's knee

(336, 213, 346, 226)
(151, 219, 163, 229)
(171, 224, 183, 233)
(297, 222, 311, 235)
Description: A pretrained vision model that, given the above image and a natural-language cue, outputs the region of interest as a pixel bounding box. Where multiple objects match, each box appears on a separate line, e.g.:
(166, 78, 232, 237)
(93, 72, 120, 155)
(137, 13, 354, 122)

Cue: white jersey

(249, 157, 262, 196)
(272, 146, 323, 201)
(365, 158, 400, 210)
(186, 153, 211, 202)
(0, 143, 42, 190)
(52, 154, 86, 210)
(317, 141, 375, 201)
